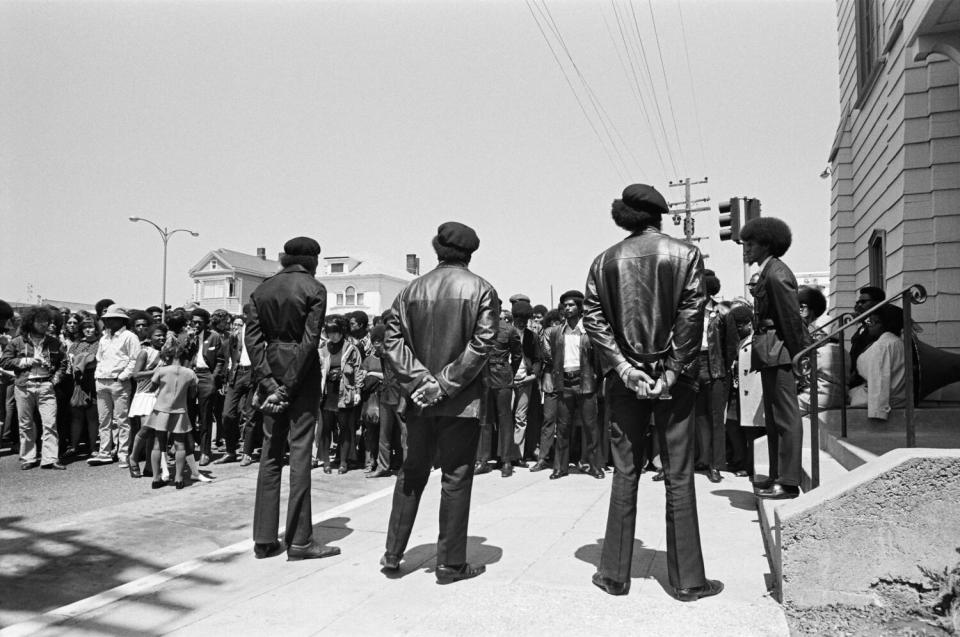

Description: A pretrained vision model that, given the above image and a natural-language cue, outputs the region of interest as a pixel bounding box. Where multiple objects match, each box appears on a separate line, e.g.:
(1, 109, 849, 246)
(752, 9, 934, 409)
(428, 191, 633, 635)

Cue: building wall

(832, 0, 960, 400)
(320, 275, 409, 316)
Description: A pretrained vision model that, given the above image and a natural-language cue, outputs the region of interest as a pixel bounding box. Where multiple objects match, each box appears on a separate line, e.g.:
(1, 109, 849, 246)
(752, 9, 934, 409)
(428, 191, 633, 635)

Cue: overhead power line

(677, 1, 707, 173)
(646, 0, 686, 174)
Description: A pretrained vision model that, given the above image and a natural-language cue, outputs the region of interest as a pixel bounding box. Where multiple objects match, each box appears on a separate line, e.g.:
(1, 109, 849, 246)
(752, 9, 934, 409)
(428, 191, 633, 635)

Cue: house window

(868, 229, 886, 289)
(345, 286, 356, 305)
(202, 280, 225, 299)
(336, 293, 344, 306)
(356, 293, 364, 306)
(208, 260, 218, 270)
(330, 263, 344, 273)
(855, 0, 882, 97)
(227, 278, 236, 297)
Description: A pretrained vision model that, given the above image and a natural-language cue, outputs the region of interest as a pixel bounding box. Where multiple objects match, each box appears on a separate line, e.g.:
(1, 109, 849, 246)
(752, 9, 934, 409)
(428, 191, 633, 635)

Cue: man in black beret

(381, 221, 498, 583)
(247, 236, 341, 561)
(584, 184, 722, 602)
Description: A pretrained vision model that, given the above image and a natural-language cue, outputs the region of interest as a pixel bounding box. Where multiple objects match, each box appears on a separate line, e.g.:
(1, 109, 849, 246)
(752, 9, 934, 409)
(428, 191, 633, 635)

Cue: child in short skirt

(144, 339, 198, 489)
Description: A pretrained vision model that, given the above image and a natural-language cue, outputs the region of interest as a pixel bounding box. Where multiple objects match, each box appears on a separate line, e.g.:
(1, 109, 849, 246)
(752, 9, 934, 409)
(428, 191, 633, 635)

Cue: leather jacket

(750, 257, 810, 369)
(384, 261, 499, 419)
(543, 321, 599, 395)
(583, 228, 705, 383)
(246, 264, 327, 400)
(1, 333, 67, 388)
(703, 301, 738, 380)
(484, 323, 521, 389)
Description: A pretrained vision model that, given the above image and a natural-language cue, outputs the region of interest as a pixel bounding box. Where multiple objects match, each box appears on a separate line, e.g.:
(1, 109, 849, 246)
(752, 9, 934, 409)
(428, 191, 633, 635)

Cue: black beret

(436, 222, 480, 254)
(621, 184, 669, 217)
(511, 300, 534, 318)
(283, 236, 321, 257)
(703, 269, 716, 277)
(509, 293, 530, 304)
(559, 289, 585, 305)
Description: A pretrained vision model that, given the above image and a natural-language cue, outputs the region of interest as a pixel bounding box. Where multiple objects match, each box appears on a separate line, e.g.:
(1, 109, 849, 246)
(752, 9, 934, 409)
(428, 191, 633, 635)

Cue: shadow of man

(574, 538, 671, 593)
(311, 516, 354, 548)
(380, 536, 502, 580)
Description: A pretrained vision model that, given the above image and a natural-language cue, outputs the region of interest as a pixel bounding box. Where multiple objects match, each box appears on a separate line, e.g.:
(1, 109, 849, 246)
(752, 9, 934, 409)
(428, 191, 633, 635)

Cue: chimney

(406, 253, 420, 276)
(256, 247, 266, 260)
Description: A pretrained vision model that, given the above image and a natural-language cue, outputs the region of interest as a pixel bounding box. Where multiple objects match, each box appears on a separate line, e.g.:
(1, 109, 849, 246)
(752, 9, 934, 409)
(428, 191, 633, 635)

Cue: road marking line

(0, 484, 396, 637)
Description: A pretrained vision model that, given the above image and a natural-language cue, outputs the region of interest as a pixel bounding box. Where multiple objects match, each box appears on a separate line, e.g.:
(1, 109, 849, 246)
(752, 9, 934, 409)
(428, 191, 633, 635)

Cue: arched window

(345, 286, 356, 306)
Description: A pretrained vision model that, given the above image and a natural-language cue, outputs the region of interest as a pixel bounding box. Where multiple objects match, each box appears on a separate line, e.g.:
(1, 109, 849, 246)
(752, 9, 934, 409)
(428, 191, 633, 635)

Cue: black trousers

(222, 367, 254, 455)
(195, 369, 217, 457)
(523, 380, 542, 459)
(599, 376, 706, 591)
(253, 389, 317, 547)
(375, 403, 406, 471)
(385, 415, 480, 566)
(476, 387, 517, 464)
(760, 365, 803, 487)
(537, 391, 558, 462)
(556, 391, 599, 472)
(695, 361, 728, 470)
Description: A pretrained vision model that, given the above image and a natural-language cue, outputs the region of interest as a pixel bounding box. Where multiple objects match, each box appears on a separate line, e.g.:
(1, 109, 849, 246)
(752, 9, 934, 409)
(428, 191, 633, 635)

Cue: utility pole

(668, 177, 710, 246)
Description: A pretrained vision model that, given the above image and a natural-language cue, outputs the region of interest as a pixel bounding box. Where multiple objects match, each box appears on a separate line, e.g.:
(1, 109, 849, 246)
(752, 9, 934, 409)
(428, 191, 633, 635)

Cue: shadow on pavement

(313, 516, 355, 547)
(0, 514, 228, 634)
(383, 536, 503, 580)
(574, 538, 671, 592)
(710, 488, 758, 511)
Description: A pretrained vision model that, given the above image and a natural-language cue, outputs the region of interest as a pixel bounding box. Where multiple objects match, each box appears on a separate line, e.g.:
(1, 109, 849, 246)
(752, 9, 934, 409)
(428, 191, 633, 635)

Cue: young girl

(128, 325, 167, 479)
(143, 339, 200, 489)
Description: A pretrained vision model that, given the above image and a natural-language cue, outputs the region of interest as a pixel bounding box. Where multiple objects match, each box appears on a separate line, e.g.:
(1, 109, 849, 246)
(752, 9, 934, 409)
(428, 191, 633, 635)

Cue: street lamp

(128, 216, 199, 323)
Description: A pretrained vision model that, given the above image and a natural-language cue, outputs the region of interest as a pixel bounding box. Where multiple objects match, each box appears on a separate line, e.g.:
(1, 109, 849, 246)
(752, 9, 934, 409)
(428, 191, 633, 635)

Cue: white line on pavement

(0, 484, 396, 637)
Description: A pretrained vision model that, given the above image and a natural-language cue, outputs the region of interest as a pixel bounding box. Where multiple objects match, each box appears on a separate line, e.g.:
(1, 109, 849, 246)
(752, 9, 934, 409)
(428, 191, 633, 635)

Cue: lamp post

(128, 217, 199, 323)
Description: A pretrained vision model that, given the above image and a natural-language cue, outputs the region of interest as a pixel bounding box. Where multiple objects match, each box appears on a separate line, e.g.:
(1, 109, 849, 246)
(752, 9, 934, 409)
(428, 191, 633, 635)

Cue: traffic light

(745, 198, 761, 224)
(718, 197, 742, 242)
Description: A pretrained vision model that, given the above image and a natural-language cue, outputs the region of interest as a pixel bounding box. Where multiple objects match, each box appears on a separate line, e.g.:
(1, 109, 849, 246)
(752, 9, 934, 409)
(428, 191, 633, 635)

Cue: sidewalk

(3, 468, 787, 636)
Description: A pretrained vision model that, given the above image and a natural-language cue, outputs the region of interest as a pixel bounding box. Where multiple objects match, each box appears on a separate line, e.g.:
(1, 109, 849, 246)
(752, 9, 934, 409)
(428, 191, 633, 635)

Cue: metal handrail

(791, 283, 928, 489)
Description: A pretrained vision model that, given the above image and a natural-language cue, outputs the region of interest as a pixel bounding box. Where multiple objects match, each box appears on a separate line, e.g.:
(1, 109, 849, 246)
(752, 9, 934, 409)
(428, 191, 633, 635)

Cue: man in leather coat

(381, 221, 499, 584)
(584, 183, 723, 602)
(247, 236, 341, 562)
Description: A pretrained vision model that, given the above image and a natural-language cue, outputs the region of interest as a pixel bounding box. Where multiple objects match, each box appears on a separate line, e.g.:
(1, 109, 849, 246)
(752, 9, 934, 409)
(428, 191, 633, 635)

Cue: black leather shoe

(129, 464, 142, 478)
(254, 540, 284, 559)
(549, 470, 568, 480)
(322, 465, 332, 474)
(652, 469, 665, 482)
(41, 462, 66, 470)
(213, 453, 237, 464)
(436, 563, 485, 584)
(287, 542, 341, 561)
(735, 469, 750, 477)
(675, 578, 724, 602)
(20, 461, 39, 471)
(474, 462, 492, 475)
(338, 465, 349, 475)
(529, 461, 549, 472)
(752, 478, 775, 490)
(366, 468, 391, 478)
(174, 480, 185, 490)
(707, 469, 722, 483)
(501, 464, 513, 477)
(592, 572, 630, 596)
(380, 553, 401, 571)
(756, 483, 800, 500)
(589, 466, 605, 479)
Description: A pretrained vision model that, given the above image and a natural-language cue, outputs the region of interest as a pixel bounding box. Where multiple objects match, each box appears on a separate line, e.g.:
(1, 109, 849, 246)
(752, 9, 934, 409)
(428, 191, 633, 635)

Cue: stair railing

(792, 284, 927, 489)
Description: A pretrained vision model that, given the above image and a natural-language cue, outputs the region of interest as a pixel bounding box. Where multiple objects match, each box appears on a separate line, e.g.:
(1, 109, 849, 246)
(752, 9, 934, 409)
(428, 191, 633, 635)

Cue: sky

(1, 0, 840, 310)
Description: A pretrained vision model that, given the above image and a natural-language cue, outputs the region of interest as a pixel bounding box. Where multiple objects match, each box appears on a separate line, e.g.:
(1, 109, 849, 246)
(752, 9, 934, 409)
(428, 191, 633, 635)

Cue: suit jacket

(703, 301, 738, 379)
(544, 323, 600, 395)
(193, 330, 226, 385)
(750, 257, 811, 369)
(484, 323, 522, 389)
(384, 261, 499, 419)
(246, 264, 327, 400)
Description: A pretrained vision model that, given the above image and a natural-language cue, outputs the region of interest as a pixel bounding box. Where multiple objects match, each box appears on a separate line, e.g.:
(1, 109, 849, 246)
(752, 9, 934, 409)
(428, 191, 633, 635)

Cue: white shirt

(195, 331, 208, 369)
(562, 319, 584, 372)
(95, 327, 141, 381)
(850, 331, 906, 420)
(238, 326, 251, 367)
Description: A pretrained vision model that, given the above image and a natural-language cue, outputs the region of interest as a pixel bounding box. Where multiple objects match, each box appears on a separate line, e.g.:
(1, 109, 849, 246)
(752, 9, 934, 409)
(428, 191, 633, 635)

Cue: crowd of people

(0, 258, 905, 494)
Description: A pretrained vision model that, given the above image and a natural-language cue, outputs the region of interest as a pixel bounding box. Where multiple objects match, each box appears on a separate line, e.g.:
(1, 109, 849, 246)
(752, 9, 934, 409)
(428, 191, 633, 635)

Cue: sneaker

(87, 453, 114, 466)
